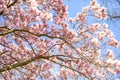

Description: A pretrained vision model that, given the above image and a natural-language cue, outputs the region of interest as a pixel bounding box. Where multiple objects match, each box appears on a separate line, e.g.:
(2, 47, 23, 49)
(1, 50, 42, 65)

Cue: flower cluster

(0, 0, 119, 80)
(108, 37, 119, 48)
(90, 0, 107, 19)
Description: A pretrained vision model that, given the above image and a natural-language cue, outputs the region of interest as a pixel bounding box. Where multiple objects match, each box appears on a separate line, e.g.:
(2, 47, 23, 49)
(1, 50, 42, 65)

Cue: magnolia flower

(88, 23, 100, 32)
(93, 23, 100, 30)
(42, 12, 53, 21)
(106, 49, 114, 59)
(69, 29, 77, 37)
(114, 60, 120, 71)
(76, 48, 81, 53)
(95, 59, 102, 65)
(91, 4, 100, 12)
(91, 38, 99, 47)
(27, 0, 38, 7)
(108, 38, 119, 48)
(106, 67, 116, 74)
(82, 6, 89, 15)
(97, 31, 106, 40)
(106, 59, 115, 66)
(68, 17, 74, 23)
(71, 38, 81, 43)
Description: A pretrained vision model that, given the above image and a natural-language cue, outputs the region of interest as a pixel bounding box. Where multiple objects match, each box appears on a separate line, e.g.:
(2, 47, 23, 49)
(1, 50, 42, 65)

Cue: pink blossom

(108, 38, 119, 48)
(97, 31, 106, 40)
(106, 59, 115, 66)
(106, 67, 116, 74)
(91, 38, 99, 47)
(68, 17, 74, 23)
(106, 49, 114, 59)
(0, 0, 119, 80)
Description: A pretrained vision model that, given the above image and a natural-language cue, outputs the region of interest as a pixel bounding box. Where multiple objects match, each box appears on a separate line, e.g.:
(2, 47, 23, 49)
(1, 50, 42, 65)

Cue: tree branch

(117, 0, 120, 5)
(7, 0, 17, 8)
(0, 28, 92, 79)
(108, 14, 120, 19)
(0, 55, 48, 73)
(0, 0, 18, 15)
(0, 55, 64, 73)
(0, 28, 91, 63)
(0, 29, 58, 39)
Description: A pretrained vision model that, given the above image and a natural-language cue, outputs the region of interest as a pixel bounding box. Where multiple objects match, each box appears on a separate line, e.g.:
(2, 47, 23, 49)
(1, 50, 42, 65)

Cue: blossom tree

(0, 0, 120, 80)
